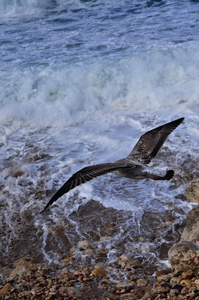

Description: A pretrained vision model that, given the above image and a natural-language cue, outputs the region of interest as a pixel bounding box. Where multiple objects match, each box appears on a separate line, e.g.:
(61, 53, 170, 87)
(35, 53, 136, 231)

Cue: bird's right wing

(42, 162, 123, 211)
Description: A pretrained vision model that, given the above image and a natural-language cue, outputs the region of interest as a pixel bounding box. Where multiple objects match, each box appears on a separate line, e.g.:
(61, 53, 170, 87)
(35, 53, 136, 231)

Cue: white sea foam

(0, 0, 148, 19)
(0, 0, 49, 18)
(1, 45, 199, 131)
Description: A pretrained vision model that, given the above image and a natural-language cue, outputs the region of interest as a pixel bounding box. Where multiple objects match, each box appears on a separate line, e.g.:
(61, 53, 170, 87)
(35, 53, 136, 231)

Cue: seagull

(42, 117, 184, 211)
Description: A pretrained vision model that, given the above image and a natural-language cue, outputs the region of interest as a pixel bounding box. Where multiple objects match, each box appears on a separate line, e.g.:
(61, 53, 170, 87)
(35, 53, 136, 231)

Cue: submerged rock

(65, 287, 83, 298)
(78, 240, 97, 250)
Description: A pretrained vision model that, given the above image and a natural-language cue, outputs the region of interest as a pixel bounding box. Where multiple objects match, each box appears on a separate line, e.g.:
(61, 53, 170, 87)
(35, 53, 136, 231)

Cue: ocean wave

(0, 0, 171, 19)
(0, 45, 199, 129)
(0, 0, 71, 18)
(0, 0, 104, 19)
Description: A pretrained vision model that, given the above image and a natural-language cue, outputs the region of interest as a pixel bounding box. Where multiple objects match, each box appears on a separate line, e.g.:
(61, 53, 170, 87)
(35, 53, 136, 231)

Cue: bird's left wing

(127, 117, 184, 164)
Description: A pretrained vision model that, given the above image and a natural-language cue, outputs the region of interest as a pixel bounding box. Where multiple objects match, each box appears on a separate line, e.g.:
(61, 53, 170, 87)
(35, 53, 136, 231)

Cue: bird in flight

(42, 117, 184, 211)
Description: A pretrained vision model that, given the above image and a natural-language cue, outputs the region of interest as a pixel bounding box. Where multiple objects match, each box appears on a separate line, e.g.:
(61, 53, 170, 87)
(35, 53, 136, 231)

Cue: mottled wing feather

(128, 117, 184, 164)
(43, 162, 121, 210)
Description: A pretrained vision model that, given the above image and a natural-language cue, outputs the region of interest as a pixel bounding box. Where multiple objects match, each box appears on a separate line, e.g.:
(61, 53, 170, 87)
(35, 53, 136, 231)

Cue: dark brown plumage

(42, 117, 184, 211)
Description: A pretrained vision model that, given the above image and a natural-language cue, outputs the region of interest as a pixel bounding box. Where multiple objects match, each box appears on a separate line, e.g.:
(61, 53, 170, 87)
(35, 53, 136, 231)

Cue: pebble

(136, 278, 147, 287)
(157, 273, 171, 283)
(181, 286, 189, 295)
(61, 254, 74, 264)
(78, 240, 96, 250)
(169, 288, 179, 296)
(119, 254, 130, 267)
(180, 279, 192, 288)
(119, 254, 130, 262)
(116, 281, 135, 291)
(181, 269, 193, 279)
(0, 283, 14, 295)
(91, 265, 107, 277)
(170, 276, 181, 286)
(152, 285, 167, 293)
(66, 287, 82, 298)
(141, 290, 155, 300)
(0, 267, 13, 277)
(186, 178, 199, 203)
(194, 278, 199, 286)
(84, 249, 94, 255)
(99, 236, 110, 242)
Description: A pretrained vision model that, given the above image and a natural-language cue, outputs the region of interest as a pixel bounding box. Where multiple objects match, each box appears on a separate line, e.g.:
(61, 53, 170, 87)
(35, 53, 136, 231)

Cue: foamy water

(1, 0, 199, 278)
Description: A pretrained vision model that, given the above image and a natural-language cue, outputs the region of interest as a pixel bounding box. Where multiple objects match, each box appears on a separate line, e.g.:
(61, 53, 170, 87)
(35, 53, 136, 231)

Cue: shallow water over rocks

(1, 198, 186, 281)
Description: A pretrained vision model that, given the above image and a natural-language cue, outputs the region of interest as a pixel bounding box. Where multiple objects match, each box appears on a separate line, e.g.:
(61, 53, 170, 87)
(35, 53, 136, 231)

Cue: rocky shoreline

(1, 179, 199, 299)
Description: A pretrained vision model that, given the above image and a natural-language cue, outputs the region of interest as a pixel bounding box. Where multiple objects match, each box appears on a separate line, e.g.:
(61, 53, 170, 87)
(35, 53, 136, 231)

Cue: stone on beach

(0, 283, 14, 295)
(91, 265, 107, 277)
(186, 178, 199, 203)
(65, 286, 83, 298)
(116, 281, 136, 291)
(181, 205, 199, 242)
(168, 240, 199, 267)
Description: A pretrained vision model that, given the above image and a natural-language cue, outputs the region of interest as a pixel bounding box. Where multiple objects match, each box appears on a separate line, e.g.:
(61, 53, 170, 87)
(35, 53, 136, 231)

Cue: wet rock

(118, 293, 131, 298)
(156, 273, 171, 283)
(181, 205, 199, 241)
(180, 279, 192, 288)
(139, 236, 145, 242)
(91, 265, 107, 277)
(159, 241, 174, 260)
(84, 249, 94, 255)
(9, 257, 35, 279)
(0, 267, 13, 277)
(130, 258, 142, 268)
(136, 278, 147, 287)
(169, 288, 180, 297)
(119, 254, 130, 261)
(141, 290, 155, 300)
(61, 254, 74, 264)
(66, 286, 83, 298)
(78, 240, 96, 250)
(170, 276, 181, 286)
(139, 243, 149, 254)
(181, 286, 189, 295)
(152, 285, 167, 293)
(118, 254, 130, 267)
(118, 254, 141, 269)
(181, 269, 193, 279)
(194, 278, 199, 288)
(0, 283, 14, 295)
(168, 241, 199, 267)
(99, 236, 110, 242)
(156, 268, 171, 277)
(186, 178, 199, 203)
(116, 281, 136, 291)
